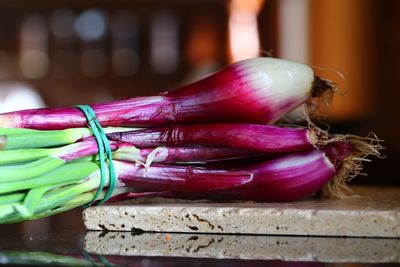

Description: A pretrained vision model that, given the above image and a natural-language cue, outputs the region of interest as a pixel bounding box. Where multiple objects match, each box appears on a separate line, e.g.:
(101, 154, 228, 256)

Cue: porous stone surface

(83, 186, 400, 237)
(84, 232, 400, 262)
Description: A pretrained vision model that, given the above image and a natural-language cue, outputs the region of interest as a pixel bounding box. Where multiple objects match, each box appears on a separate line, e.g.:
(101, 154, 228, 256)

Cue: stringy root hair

(322, 133, 384, 198)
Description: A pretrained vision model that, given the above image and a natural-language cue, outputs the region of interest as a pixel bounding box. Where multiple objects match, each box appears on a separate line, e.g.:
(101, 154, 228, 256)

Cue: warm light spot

(228, 0, 264, 62)
(278, 0, 310, 63)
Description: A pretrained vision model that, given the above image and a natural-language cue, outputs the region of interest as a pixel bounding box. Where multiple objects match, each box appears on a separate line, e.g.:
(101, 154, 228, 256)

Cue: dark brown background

(0, 0, 398, 183)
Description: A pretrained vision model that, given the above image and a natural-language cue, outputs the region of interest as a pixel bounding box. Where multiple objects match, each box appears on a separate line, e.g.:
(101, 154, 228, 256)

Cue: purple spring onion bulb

(0, 58, 333, 130)
(114, 138, 381, 202)
(107, 124, 326, 153)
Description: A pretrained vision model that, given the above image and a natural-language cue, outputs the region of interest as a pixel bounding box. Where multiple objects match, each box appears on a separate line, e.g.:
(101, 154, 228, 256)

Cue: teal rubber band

(75, 105, 116, 207)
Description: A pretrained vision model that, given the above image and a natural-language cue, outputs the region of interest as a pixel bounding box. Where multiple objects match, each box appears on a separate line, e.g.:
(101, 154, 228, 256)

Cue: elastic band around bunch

(76, 105, 116, 207)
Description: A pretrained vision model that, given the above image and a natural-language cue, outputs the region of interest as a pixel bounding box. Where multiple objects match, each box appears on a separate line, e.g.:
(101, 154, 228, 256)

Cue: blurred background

(0, 0, 399, 233)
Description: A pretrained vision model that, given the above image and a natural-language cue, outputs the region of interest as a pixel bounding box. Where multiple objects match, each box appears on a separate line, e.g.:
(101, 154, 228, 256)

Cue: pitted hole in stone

(98, 231, 107, 238)
(192, 214, 215, 230)
(188, 236, 199, 241)
(131, 227, 144, 234)
(193, 238, 215, 253)
(186, 225, 199, 231)
(98, 224, 109, 231)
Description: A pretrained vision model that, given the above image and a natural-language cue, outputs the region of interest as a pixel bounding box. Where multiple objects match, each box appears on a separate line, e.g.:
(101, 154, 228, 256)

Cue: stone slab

(83, 186, 400, 237)
(84, 232, 400, 263)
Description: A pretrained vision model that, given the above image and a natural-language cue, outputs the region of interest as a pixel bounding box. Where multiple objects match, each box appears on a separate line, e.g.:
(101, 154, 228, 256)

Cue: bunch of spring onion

(0, 58, 381, 224)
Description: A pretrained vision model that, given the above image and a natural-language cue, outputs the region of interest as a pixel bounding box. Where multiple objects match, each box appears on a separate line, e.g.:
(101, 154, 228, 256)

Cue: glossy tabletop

(0, 208, 399, 266)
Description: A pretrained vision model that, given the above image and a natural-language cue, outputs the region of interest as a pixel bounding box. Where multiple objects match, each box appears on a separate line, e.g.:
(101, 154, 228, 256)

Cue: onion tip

(311, 76, 335, 98)
(323, 133, 384, 198)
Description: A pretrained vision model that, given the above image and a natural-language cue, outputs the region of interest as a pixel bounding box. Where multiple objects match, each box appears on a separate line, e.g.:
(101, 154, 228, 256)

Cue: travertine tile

(84, 232, 400, 262)
(83, 186, 400, 237)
